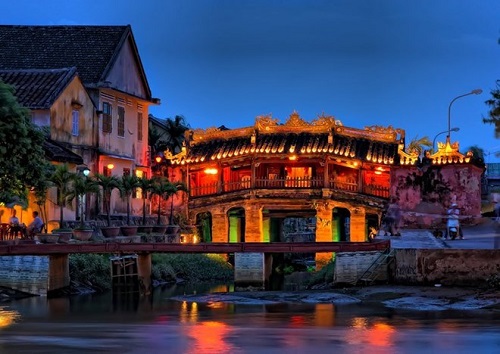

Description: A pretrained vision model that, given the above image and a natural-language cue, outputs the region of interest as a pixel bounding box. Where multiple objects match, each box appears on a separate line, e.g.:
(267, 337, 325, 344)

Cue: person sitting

(25, 211, 44, 239)
(9, 210, 23, 238)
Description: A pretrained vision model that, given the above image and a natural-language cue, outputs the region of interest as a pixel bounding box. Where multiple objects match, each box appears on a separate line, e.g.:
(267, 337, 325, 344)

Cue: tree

(137, 176, 154, 226)
(163, 115, 190, 155)
(407, 136, 432, 157)
(150, 177, 178, 225)
(466, 145, 485, 161)
(49, 164, 74, 230)
(93, 174, 121, 227)
(32, 165, 55, 233)
(118, 174, 140, 226)
(0, 80, 52, 205)
(67, 173, 99, 229)
(483, 81, 500, 138)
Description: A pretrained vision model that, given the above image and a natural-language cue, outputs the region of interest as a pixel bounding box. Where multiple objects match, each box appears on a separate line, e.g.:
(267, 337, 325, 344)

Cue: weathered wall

(394, 249, 500, 286)
(333, 251, 387, 284)
(391, 164, 483, 228)
(0, 256, 49, 295)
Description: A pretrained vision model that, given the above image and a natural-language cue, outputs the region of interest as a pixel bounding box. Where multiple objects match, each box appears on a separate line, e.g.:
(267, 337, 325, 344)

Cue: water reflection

(0, 283, 499, 353)
(0, 307, 20, 329)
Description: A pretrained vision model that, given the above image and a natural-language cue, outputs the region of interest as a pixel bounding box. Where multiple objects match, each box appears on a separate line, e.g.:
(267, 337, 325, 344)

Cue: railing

(189, 177, 389, 199)
(362, 184, 390, 198)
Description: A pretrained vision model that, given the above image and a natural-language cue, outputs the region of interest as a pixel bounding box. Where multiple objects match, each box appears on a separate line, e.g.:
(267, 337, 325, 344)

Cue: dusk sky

(2, 0, 500, 161)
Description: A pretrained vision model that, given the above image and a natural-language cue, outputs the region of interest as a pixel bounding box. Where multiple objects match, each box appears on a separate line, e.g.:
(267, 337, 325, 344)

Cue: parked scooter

(446, 203, 460, 240)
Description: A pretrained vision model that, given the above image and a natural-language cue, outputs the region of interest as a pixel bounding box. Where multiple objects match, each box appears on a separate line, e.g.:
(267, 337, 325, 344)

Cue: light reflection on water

(0, 283, 499, 353)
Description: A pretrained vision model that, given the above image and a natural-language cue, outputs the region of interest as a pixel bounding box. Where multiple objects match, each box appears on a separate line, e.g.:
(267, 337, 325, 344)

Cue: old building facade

(0, 25, 158, 225)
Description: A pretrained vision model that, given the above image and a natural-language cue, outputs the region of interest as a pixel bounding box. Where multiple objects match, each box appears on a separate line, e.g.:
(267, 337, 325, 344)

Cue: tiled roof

(185, 132, 399, 165)
(0, 25, 128, 85)
(0, 68, 77, 109)
(43, 139, 83, 165)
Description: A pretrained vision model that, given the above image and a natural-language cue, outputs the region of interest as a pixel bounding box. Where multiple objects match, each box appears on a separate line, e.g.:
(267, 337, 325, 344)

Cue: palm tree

(67, 173, 99, 229)
(49, 164, 74, 230)
(137, 176, 154, 226)
(167, 181, 188, 225)
(150, 177, 178, 225)
(118, 174, 140, 225)
(164, 115, 190, 155)
(93, 173, 121, 227)
(407, 136, 432, 157)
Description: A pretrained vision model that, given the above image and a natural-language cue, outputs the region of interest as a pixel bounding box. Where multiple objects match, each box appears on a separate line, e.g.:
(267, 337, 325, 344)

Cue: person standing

(446, 203, 463, 240)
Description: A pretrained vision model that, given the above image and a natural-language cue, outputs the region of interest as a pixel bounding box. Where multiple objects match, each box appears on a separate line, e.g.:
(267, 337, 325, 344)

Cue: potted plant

(48, 164, 74, 241)
(94, 173, 121, 238)
(67, 173, 99, 241)
(165, 181, 187, 237)
(118, 174, 140, 236)
(137, 176, 154, 234)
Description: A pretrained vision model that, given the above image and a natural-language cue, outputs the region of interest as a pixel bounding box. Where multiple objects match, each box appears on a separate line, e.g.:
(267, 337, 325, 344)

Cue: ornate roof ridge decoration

(335, 124, 403, 143)
(255, 111, 343, 134)
(164, 146, 187, 164)
(398, 144, 419, 165)
(187, 111, 405, 145)
(427, 137, 471, 164)
(188, 126, 255, 144)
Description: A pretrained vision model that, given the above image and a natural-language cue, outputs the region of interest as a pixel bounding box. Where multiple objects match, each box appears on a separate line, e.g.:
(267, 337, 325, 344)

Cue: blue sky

(2, 0, 500, 160)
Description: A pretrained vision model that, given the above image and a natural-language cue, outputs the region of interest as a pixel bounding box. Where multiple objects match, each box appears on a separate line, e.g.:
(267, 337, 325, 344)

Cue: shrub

(151, 253, 233, 283)
(69, 254, 112, 291)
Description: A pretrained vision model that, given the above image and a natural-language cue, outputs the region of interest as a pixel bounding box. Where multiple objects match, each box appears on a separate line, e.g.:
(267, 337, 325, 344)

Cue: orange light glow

(289, 155, 297, 161)
(187, 321, 235, 353)
(107, 163, 114, 170)
(155, 156, 162, 163)
(374, 171, 382, 175)
(204, 168, 218, 175)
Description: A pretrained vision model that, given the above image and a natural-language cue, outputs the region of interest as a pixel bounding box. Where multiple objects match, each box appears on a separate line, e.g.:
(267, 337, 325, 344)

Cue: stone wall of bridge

(0, 256, 49, 296)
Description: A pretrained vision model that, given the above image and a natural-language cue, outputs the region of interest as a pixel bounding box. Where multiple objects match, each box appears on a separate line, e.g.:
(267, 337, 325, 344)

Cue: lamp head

(451, 127, 460, 132)
(471, 89, 482, 95)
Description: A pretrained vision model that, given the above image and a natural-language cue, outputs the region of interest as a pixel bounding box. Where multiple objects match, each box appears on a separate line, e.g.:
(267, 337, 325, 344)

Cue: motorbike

(446, 217, 460, 240)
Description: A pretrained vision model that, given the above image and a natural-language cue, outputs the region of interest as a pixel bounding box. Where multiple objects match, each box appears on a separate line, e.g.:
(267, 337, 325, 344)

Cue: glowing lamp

(204, 168, 218, 175)
(155, 156, 162, 163)
(107, 163, 114, 170)
(82, 168, 90, 177)
(289, 155, 297, 161)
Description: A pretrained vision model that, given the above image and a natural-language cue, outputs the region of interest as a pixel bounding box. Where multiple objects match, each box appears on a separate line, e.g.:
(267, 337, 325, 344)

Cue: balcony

(189, 176, 389, 199)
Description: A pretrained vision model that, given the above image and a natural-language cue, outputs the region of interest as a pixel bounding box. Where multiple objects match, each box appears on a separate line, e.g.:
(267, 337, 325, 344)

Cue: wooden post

(137, 253, 152, 295)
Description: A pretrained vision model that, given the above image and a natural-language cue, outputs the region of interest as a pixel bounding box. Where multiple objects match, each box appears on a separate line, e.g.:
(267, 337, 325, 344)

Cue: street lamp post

(447, 89, 482, 139)
(433, 127, 460, 152)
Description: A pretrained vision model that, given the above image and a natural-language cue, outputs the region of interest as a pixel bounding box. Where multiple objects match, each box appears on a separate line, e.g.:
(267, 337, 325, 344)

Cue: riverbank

(170, 285, 500, 312)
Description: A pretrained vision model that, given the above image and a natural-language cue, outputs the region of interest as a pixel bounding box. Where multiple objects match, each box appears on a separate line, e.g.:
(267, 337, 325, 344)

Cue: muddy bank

(170, 285, 500, 312)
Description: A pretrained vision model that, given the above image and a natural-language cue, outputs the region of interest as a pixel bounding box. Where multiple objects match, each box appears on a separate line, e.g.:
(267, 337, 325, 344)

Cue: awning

(43, 139, 83, 165)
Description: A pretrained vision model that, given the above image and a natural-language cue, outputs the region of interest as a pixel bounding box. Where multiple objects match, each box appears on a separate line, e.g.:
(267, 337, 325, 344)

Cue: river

(0, 283, 499, 353)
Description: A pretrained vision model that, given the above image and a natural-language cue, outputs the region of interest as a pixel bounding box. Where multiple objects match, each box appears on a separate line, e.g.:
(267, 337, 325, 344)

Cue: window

(102, 102, 112, 133)
(137, 112, 143, 141)
(117, 106, 125, 137)
(103, 166, 111, 177)
(123, 168, 131, 176)
(134, 170, 145, 199)
(71, 110, 79, 136)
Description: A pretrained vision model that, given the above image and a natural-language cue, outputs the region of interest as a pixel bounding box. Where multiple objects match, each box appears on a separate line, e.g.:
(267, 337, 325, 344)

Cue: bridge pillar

(48, 254, 70, 292)
(315, 202, 333, 269)
(137, 253, 152, 295)
(244, 205, 262, 242)
(349, 207, 367, 242)
(234, 252, 272, 289)
(212, 208, 228, 242)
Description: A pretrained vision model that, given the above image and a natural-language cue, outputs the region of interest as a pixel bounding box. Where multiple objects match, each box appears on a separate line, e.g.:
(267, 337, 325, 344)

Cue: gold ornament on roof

(284, 111, 308, 127)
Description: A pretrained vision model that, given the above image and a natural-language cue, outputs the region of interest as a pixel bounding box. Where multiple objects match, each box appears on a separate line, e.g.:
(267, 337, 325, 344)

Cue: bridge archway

(332, 207, 351, 242)
(228, 207, 245, 242)
(195, 212, 212, 242)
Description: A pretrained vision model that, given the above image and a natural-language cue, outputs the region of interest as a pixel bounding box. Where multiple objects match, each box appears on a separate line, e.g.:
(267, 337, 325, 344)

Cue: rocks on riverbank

(170, 285, 500, 312)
